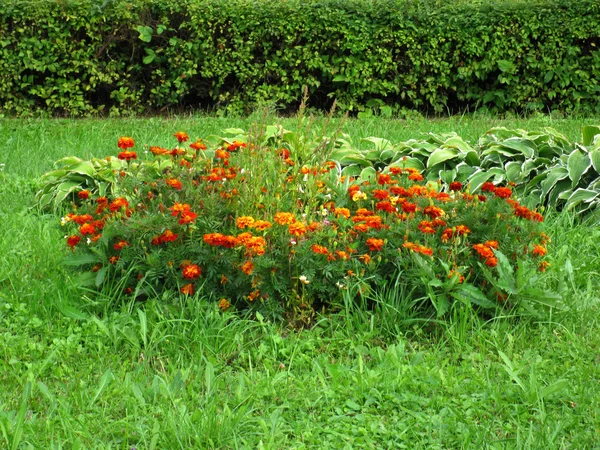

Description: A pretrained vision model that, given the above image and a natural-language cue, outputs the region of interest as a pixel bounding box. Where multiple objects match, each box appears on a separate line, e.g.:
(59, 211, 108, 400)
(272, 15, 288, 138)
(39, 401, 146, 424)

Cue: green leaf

(589, 149, 600, 173)
(143, 49, 156, 65)
(582, 125, 600, 146)
(89, 369, 114, 407)
(497, 59, 516, 73)
(567, 148, 591, 188)
(564, 188, 600, 211)
(63, 253, 101, 266)
(540, 167, 569, 200)
(426, 148, 459, 168)
(540, 379, 568, 399)
(497, 138, 536, 158)
(495, 251, 517, 295)
(468, 168, 504, 192)
(136, 25, 153, 43)
(451, 283, 497, 309)
(505, 161, 524, 183)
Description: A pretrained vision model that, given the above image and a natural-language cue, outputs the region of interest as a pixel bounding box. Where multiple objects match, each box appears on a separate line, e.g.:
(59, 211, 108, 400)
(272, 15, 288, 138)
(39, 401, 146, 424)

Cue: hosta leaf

(497, 138, 536, 158)
(467, 168, 505, 192)
(505, 161, 524, 183)
(582, 125, 600, 146)
(341, 164, 362, 177)
(388, 156, 425, 171)
(427, 148, 459, 168)
(443, 136, 473, 153)
(540, 167, 569, 200)
(438, 168, 457, 184)
(361, 137, 393, 152)
(589, 149, 600, 174)
(567, 148, 592, 188)
(564, 188, 600, 211)
(548, 179, 572, 206)
(464, 150, 480, 166)
(360, 166, 377, 182)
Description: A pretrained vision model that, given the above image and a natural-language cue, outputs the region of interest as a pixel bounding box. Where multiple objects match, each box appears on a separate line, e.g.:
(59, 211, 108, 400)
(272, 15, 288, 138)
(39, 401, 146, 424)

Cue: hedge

(1, 0, 599, 116)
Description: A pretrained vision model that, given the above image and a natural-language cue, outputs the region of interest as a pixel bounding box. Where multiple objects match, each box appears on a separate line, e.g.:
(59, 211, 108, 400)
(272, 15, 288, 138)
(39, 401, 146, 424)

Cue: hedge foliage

(1, 0, 600, 116)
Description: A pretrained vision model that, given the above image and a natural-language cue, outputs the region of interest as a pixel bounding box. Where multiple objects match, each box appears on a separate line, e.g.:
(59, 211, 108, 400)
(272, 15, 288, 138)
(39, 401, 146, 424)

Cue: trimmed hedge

(1, 0, 600, 116)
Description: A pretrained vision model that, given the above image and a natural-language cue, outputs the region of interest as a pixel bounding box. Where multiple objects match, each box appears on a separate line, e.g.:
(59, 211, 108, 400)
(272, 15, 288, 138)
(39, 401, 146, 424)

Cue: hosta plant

(52, 131, 560, 321)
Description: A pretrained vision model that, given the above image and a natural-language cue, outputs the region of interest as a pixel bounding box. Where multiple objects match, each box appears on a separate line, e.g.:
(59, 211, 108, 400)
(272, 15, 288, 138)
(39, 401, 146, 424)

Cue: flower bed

(57, 131, 553, 318)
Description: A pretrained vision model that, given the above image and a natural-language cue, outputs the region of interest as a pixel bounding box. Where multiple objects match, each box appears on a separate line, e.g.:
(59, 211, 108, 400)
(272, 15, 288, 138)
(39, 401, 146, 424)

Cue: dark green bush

(1, 0, 599, 116)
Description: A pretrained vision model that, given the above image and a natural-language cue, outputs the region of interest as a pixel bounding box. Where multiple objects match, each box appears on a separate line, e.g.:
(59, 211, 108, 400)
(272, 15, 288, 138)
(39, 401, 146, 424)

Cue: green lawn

(1, 115, 600, 449)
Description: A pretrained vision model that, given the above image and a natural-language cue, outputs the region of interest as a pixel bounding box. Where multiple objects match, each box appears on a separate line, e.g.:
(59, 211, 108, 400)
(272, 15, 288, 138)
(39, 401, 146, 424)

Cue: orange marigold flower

(401, 202, 417, 213)
(180, 284, 195, 295)
(448, 270, 465, 283)
(390, 186, 410, 196)
(161, 229, 178, 243)
(118, 150, 137, 161)
(336, 250, 350, 260)
(240, 261, 254, 275)
(377, 173, 392, 185)
(539, 261, 551, 272)
(169, 202, 191, 216)
(485, 257, 498, 267)
(182, 264, 201, 279)
(485, 240, 499, 249)
(236, 216, 255, 229)
(376, 201, 396, 213)
(288, 222, 307, 236)
(72, 214, 93, 225)
(179, 210, 198, 225)
(215, 149, 230, 160)
(80, 223, 96, 235)
(78, 190, 91, 200)
(473, 243, 495, 259)
(418, 221, 436, 234)
(334, 207, 351, 219)
(109, 197, 129, 212)
(252, 220, 272, 231)
(455, 225, 471, 236)
(247, 290, 260, 302)
(389, 166, 403, 175)
(423, 206, 444, 219)
(533, 212, 544, 222)
(165, 178, 182, 190)
(204, 233, 225, 246)
(274, 212, 296, 225)
(311, 244, 329, 255)
(190, 140, 207, 151)
(354, 223, 370, 233)
(366, 237, 385, 252)
(408, 173, 424, 182)
(113, 240, 129, 250)
(532, 245, 547, 257)
(416, 245, 433, 257)
(174, 131, 189, 143)
(359, 253, 371, 264)
(219, 298, 232, 310)
(150, 146, 171, 156)
(66, 235, 81, 249)
(436, 192, 451, 202)
(109, 255, 119, 264)
(494, 187, 513, 199)
(117, 136, 134, 149)
(432, 218, 447, 228)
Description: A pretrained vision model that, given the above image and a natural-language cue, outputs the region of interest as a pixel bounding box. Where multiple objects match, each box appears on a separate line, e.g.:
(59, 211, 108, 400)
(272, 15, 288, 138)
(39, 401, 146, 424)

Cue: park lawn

(1, 115, 599, 449)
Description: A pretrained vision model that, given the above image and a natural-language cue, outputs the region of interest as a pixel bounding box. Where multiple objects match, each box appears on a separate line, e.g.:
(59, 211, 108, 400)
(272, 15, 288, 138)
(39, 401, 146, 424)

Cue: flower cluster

(60, 132, 550, 316)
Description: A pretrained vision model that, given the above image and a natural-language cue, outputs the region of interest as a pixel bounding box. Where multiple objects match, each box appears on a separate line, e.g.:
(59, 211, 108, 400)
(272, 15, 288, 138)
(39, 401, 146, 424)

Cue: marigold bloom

(336, 251, 350, 260)
(219, 298, 231, 310)
(165, 178, 183, 190)
(494, 187, 512, 199)
(455, 225, 471, 236)
(532, 245, 547, 257)
(389, 166, 403, 175)
(418, 221, 436, 234)
(359, 254, 371, 264)
(72, 214, 94, 225)
(109, 197, 129, 212)
(215, 149, 230, 160)
(109, 255, 119, 264)
(118, 150, 137, 161)
(180, 284, 195, 295)
(401, 202, 417, 213)
(179, 210, 198, 225)
(376, 201, 396, 213)
(190, 140, 207, 150)
(353, 223, 370, 233)
(473, 243, 495, 259)
(278, 148, 291, 159)
(288, 222, 307, 236)
(485, 240, 499, 249)
(182, 264, 201, 279)
(366, 237, 385, 252)
(377, 173, 392, 185)
(161, 229, 178, 243)
(236, 216, 255, 229)
(274, 212, 296, 225)
(390, 186, 410, 197)
(485, 257, 498, 267)
(78, 190, 91, 200)
(334, 207, 351, 219)
(118, 137, 134, 149)
(80, 223, 96, 235)
(311, 244, 330, 255)
(66, 235, 81, 249)
(240, 261, 254, 275)
(169, 202, 191, 216)
(481, 182, 496, 193)
(423, 206, 444, 219)
(539, 261, 551, 272)
(373, 189, 389, 200)
(352, 190, 367, 201)
(449, 181, 463, 191)
(448, 270, 465, 283)
(149, 146, 170, 156)
(174, 131, 189, 143)
(113, 240, 129, 250)
(247, 290, 260, 302)
(204, 233, 226, 246)
(436, 192, 451, 202)
(408, 173, 424, 182)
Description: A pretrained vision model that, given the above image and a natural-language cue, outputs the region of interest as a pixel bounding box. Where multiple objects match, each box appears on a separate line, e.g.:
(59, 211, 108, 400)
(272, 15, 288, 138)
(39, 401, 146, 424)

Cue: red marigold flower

(204, 233, 226, 246)
(376, 200, 396, 213)
(423, 206, 444, 219)
(118, 151, 137, 161)
(373, 189, 389, 200)
(455, 225, 471, 236)
(236, 216, 255, 229)
(174, 131, 189, 143)
(532, 245, 547, 257)
(377, 173, 392, 185)
(161, 229, 178, 243)
(494, 187, 512, 199)
(78, 190, 91, 200)
(109, 197, 129, 212)
(401, 202, 417, 213)
(449, 181, 463, 191)
(311, 244, 330, 255)
(113, 240, 129, 250)
(165, 178, 182, 190)
(481, 182, 496, 193)
(179, 210, 198, 225)
(118, 137, 135, 149)
(278, 148, 291, 159)
(416, 245, 433, 256)
(109, 255, 119, 264)
(169, 202, 191, 216)
(436, 192, 451, 202)
(180, 284, 195, 295)
(485, 257, 498, 267)
(72, 214, 94, 225)
(66, 235, 81, 249)
(431, 218, 447, 228)
(485, 240, 499, 249)
(182, 264, 201, 279)
(389, 166, 403, 175)
(240, 261, 254, 275)
(418, 221, 436, 234)
(366, 237, 385, 251)
(170, 148, 186, 157)
(80, 223, 96, 235)
(533, 212, 544, 222)
(390, 186, 410, 197)
(408, 173, 424, 182)
(274, 212, 296, 225)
